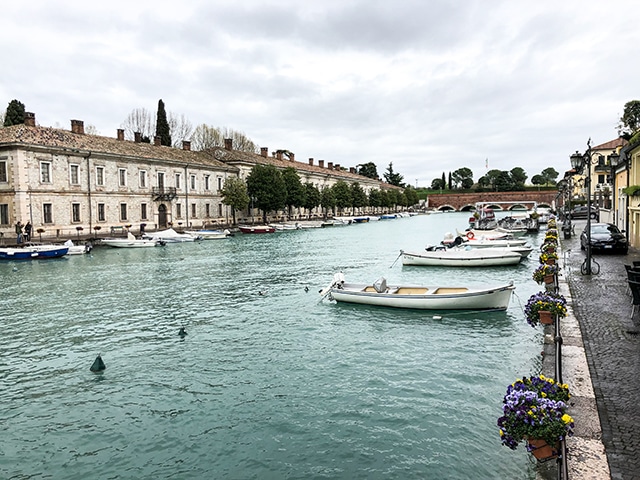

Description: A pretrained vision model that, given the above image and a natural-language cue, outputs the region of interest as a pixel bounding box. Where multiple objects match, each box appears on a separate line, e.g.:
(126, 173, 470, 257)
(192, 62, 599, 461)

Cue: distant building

(0, 113, 392, 239)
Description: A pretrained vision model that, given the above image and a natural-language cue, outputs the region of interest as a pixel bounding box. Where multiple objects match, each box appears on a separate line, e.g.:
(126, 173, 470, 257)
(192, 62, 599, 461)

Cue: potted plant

(544, 232, 558, 244)
(498, 379, 574, 460)
(532, 263, 559, 284)
(524, 291, 567, 326)
(36, 228, 45, 242)
(539, 251, 559, 265)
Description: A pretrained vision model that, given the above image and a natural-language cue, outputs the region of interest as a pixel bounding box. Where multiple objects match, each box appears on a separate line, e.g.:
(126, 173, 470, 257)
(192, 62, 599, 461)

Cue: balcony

(152, 187, 177, 201)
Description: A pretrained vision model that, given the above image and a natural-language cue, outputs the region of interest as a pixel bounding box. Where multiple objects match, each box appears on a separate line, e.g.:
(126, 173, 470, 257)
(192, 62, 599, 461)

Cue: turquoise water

(1, 213, 543, 479)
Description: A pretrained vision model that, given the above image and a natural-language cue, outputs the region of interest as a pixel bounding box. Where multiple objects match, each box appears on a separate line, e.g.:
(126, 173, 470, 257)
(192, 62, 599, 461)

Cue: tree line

(429, 166, 560, 192)
(221, 164, 420, 223)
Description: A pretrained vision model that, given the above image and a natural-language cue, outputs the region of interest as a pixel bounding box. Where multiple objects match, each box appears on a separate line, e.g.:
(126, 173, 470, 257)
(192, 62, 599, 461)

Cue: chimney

(318, 160, 324, 168)
(335, 164, 340, 170)
(71, 119, 85, 135)
(182, 140, 191, 151)
(261, 147, 268, 158)
(328, 162, 333, 170)
(289, 153, 295, 162)
(117, 129, 125, 141)
(24, 112, 36, 127)
(308, 158, 314, 166)
(224, 138, 233, 150)
(154, 136, 162, 146)
(276, 151, 283, 160)
(350, 167, 355, 173)
(134, 132, 142, 143)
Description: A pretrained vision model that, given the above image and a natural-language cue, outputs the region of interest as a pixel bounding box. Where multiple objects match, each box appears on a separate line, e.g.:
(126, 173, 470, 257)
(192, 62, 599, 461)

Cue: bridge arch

(437, 205, 457, 212)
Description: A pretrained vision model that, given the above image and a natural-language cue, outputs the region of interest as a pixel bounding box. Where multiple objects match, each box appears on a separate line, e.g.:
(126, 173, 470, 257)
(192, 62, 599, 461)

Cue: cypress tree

(3, 99, 26, 126)
(155, 99, 172, 146)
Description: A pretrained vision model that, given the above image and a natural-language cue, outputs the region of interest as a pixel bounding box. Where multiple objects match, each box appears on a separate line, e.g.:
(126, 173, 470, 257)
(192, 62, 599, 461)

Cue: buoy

(178, 327, 187, 337)
(433, 315, 442, 320)
(466, 231, 475, 240)
(90, 354, 106, 372)
(304, 286, 309, 292)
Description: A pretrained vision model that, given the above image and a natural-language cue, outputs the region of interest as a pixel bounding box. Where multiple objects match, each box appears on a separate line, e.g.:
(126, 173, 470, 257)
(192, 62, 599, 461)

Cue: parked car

(580, 222, 628, 254)
(570, 205, 599, 220)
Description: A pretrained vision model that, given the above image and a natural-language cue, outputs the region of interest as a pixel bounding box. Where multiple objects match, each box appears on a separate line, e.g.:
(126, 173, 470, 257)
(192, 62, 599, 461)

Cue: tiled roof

(592, 137, 628, 150)
(0, 124, 237, 171)
(205, 146, 383, 186)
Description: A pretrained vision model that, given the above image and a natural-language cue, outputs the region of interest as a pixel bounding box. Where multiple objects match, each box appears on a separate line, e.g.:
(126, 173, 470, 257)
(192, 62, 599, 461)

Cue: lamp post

(570, 139, 603, 275)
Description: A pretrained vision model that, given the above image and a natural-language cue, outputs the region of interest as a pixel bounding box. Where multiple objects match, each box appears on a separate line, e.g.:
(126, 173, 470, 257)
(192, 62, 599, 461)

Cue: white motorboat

(63, 239, 92, 254)
(444, 233, 527, 248)
(101, 232, 164, 248)
(184, 229, 231, 239)
(401, 246, 523, 267)
(320, 273, 515, 310)
(143, 228, 200, 242)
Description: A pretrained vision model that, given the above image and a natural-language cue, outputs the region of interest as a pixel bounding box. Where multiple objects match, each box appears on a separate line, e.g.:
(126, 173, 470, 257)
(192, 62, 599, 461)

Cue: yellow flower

(499, 429, 504, 437)
(541, 392, 547, 397)
(562, 414, 574, 424)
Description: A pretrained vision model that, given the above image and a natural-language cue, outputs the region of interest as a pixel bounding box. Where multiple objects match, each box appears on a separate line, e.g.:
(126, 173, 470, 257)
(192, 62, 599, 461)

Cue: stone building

(0, 113, 391, 240)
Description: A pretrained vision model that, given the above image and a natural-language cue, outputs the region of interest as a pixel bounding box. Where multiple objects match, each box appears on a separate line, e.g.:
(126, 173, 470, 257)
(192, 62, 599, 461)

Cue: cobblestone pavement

(562, 220, 640, 480)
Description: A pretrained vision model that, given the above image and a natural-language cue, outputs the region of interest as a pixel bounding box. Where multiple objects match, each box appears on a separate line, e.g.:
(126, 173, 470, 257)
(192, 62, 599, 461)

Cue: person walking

(23, 221, 32, 242)
(15, 221, 23, 244)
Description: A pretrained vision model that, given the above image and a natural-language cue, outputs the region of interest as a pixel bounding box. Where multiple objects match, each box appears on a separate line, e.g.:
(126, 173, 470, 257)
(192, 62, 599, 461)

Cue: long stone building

(0, 113, 388, 241)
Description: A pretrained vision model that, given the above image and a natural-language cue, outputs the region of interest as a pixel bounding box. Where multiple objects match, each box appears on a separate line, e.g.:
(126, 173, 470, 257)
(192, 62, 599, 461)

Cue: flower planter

(527, 438, 558, 461)
(543, 274, 555, 284)
(538, 310, 553, 325)
(545, 259, 556, 266)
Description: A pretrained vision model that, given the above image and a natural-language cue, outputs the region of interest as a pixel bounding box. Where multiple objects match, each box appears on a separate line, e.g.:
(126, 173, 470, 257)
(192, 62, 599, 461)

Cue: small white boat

(401, 246, 523, 267)
(63, 239, 92, 254)
(143, 228, 199, 242)
(184, 229, 231, 240)
(321, 273, 515, 310)
(269, 223, 299, 231)
(102, 232, 164, 248)
(444, 233, 527, 248)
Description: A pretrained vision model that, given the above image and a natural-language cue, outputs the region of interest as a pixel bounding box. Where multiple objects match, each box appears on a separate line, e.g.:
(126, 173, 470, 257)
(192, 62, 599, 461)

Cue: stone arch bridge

(427, 190, 558, 211)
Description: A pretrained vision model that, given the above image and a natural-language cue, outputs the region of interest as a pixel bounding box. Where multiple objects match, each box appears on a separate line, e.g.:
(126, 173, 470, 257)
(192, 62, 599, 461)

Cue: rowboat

(0, 245, 69, 260)
(320, 273, 515, 310)
(239, 225, 276, 234)
(401, 246, 523, 267)
(102, 232, 164, 248)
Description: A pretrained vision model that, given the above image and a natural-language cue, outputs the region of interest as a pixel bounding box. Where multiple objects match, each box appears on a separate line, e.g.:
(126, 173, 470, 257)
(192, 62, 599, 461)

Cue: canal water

(1, 213, 545, 479)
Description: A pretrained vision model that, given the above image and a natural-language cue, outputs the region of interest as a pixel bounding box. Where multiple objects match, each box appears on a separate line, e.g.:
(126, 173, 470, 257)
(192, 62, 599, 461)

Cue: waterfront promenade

(545, 220, 640, 480)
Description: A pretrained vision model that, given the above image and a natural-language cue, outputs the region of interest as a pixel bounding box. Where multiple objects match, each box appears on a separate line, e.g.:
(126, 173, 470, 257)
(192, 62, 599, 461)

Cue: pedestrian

(23, 221, 32, 242)
(15, 221, 23, 244)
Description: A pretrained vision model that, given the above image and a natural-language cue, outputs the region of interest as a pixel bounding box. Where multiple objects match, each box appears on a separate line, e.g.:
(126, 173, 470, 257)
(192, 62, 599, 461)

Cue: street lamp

(569, 139, 603, 275)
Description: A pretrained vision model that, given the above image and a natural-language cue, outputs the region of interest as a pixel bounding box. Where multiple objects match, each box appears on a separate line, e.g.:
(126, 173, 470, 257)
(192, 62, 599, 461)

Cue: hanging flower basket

(538, 310, 553, 324)
(540, 251, 558, 265)
(527, 438, 559, 461)
(532, 263, 559, 284)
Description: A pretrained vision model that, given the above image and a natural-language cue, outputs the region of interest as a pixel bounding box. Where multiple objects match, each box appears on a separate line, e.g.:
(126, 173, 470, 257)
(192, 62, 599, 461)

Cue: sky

(1, 0, 638, 188)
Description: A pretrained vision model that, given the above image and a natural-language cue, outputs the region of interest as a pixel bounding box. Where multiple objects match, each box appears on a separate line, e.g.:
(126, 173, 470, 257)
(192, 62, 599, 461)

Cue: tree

(191, 124, 224, 150)
(448, 172, 452, 190)
(155, 99, 171, 146)
(320, 186, 336, 218)
(4, 99, 26, 126)
(431, 178, 445, 190)
(485, 169, 503, 191)
(441, 172, 446, 190)
(368, 189, 382, 211)
(121, 107, 155, 141)
(383, 162, 404, 187)
(451, 167, 473, 189)
(168, 112, 193, 148)
(350, 182, 368, 212)
(617, 100, 640, 138)
(403, 186, 419, 207)
(332, 180, 352, 214)
(282, 167, 305, 218)
(531, 174, 546, 190)
(540, 167, 559, 186)
(246, 164, 286, 223)
(510, 167, 528, 188)
(357, 162, 379, 179)
(303, 182, 321, 217)
(220, 176, 250, 225)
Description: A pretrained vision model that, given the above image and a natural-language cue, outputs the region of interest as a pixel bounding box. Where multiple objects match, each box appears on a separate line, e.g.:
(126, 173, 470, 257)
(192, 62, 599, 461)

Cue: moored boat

(238, 225, 276, 234)
(0, 244, 69, 260)
(401, 246, 523, 267)
(143, 228, 199, 242)
(321, 273, 515, 310)
(184, 229, 231, 239)
(63, 239, 92, 254)
(101, 232, 164, 248)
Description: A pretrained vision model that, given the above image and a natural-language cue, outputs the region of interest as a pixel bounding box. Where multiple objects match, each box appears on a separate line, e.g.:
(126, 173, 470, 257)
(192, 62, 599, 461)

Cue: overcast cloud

(1, 0, 637, 187)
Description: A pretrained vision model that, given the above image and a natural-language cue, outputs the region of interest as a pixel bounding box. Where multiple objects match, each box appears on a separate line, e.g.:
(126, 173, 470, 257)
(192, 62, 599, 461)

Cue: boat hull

(239, 225, 276, 234)
(101, 239, 162, 248)
(0, 246, 69, 260)
(330, 282, 514, 310)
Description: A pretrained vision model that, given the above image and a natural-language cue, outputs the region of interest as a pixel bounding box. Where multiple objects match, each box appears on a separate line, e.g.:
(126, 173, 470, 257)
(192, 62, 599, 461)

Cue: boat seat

(395, 287, 428, 295)
(364, 286, 378, 293)
(433, 287, 469, 294)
